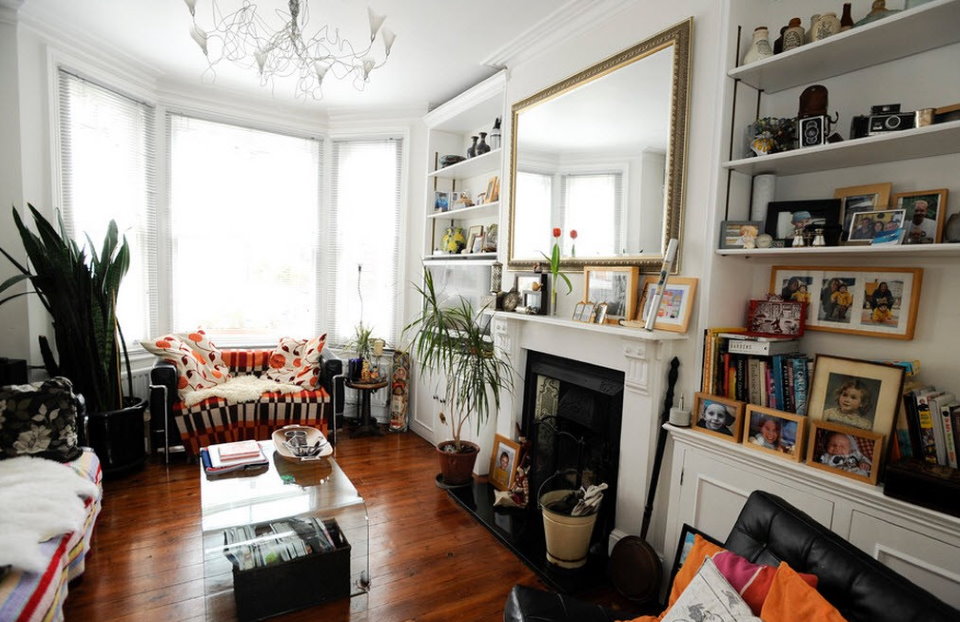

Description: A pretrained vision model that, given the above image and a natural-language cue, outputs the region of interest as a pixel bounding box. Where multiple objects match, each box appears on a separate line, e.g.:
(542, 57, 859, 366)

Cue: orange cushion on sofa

(760, 562, 847, 622)
(668, 535, 726, 607)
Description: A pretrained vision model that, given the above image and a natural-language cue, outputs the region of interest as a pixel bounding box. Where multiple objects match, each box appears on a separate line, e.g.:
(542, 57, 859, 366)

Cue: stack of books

(898, 386, 959, 468)
(222, 517, 347, 571)
(201, 440, 269, 474)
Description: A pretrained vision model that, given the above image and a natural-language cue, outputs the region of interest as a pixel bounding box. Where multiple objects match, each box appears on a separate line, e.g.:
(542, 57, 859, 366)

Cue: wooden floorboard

(62, 431, 578, 621)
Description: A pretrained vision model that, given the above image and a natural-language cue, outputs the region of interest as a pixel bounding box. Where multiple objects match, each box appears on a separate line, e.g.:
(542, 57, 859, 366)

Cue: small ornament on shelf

(476, 132, 490, 155)
(467, 136, 478, 158)
(489, 117, 502, 150)
(782, 17, 804, 51)
(743, 26, 774, 65)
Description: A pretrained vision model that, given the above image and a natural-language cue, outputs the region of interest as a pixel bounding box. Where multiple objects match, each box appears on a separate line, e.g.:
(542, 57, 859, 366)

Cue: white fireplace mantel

(492, 312, 686, 547)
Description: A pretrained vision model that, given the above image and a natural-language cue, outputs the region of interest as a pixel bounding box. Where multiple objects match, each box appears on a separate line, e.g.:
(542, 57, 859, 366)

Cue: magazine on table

(202, 440, 269, 472)
(222, 517, 344, 570)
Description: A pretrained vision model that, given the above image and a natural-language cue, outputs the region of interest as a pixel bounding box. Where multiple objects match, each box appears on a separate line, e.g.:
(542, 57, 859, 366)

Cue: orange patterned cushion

(141, 334, 225, 394)
(760, 563, 847, 622)
(263, 336, 324, 388)
(176, 329, 228, 370)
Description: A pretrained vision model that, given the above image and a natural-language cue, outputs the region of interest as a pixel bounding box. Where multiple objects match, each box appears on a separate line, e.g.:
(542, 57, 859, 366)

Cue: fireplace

(447, 351, 624, 592)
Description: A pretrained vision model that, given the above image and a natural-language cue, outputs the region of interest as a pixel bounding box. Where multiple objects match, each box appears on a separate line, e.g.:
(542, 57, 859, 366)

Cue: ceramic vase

(855, 0, 899, 27)
(743, 27, 773, 65)
(783, 18, 804, 51)
(840, 3, 854, 31)
(814, 12, 840, 41)
(806, 14, 820, 43)
(476, 132, 490, 155)
(467, 136, 478, 158)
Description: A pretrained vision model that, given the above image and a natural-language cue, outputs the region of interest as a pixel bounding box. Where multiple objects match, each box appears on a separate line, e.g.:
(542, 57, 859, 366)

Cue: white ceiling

(19, 0, 564, 113)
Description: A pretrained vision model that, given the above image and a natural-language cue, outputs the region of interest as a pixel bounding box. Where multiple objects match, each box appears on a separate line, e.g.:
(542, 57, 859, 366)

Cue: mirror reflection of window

(562, 173, 622, 257)
(514, 171, 553, 258)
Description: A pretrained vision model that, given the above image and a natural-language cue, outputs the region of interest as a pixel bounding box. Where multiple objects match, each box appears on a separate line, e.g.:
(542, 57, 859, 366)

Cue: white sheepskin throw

(0, 455, 99, 573)
(182, 374, 303, 408)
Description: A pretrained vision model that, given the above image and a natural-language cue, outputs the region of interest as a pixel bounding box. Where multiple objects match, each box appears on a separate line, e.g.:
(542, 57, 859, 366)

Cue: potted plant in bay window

(0, 205, 145, 450)
(404, 268, 514, 485)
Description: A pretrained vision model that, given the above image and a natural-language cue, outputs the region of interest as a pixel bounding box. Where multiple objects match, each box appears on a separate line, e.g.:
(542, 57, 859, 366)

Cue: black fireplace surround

(447, 351, 624, 593)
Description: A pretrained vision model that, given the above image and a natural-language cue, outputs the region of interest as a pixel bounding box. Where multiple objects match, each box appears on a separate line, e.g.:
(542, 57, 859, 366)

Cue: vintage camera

(852, 104, 915, 138)
(798, 115, 827, 148)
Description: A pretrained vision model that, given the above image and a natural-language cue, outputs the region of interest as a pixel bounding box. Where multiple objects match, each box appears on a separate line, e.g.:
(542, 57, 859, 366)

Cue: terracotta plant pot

(436, 440, 479, 485)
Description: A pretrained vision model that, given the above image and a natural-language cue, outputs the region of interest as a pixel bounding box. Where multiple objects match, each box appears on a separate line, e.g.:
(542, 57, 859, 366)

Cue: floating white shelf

(422, 253, 498, 265)
(729, 0, 960, 94)
(716, 243, 960, 259)
(426, 202, 499, 220)
(428, 149, 501, 180)
(723, 120, 960, 176)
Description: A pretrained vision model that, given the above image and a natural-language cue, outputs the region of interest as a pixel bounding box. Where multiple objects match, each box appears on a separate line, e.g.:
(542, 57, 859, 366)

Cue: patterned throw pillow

(175, 329, 230, 381)
(0, 376, 82, 462)
(661, 557, 762, 622)
(141, 335, 225, 394)
(263, 335, 326, 388)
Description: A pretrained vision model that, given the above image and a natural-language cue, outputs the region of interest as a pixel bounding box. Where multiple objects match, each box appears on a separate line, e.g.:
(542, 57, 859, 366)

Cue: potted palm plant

(0, 205, 144, 467)
(404, 268, 513, 485)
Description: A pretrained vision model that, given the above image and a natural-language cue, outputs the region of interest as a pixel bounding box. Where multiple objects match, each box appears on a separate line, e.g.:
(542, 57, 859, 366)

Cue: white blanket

(0, 456, 99, 573)
(182, 374, 304, 408)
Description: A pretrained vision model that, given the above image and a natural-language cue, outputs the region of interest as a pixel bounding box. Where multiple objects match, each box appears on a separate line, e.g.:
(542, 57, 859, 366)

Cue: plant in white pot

(404, 268, 513, 485)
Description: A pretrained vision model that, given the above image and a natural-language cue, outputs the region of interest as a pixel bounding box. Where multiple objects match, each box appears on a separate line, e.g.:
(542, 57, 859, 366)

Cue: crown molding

(0, 0, 23, 25)
(480, 0, 638, 68)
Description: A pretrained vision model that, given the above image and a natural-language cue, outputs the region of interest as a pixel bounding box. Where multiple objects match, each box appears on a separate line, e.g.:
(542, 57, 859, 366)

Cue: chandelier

(183, 0, 396, 100)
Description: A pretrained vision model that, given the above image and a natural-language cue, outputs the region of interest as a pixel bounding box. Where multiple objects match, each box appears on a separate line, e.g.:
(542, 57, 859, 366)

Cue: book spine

(762, 360, 773, 408)
(722, 352, 733, 398)
(903, 391, 923, 459)
(701, 328, 712, 394)
(941, 403, 958, 469)
(916, 394, 939, 464)
(791, 355, 809, 416)
(771, 354, 784, 411)
(748, 357, 762, 405)
(952, 406, 960, 465)
(734, 355, 747, 402)
(782, 356, 796, 413)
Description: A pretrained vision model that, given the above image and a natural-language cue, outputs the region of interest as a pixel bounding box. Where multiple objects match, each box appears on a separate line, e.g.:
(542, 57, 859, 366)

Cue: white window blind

(167, 114, 321, 344)
(514, 171, 554, 256)
(58, 69, 156, 343)
(561, 173, 623, 256)
(326, 138, 403, 346)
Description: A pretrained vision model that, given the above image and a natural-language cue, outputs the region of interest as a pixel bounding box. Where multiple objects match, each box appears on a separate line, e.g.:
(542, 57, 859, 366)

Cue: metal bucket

(540, 489, 598, 569)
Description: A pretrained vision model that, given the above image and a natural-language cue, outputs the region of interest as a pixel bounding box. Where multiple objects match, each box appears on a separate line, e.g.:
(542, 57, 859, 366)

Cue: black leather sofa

(504, 490, 960, 622)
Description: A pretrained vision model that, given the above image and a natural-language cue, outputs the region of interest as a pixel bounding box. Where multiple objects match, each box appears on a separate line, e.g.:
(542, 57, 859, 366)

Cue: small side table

(346, 380, 388, 438)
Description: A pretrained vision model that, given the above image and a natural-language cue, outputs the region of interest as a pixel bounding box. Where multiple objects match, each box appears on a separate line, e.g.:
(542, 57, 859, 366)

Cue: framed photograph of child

(806, 354, 905, 458)
(692, 393, 745, 442)
(763, 199, 841, 242)
(719, 220, 762, 249)
(833, 182, 892, 237)
(892, 188, 948, 244)
(805, 420, 883, 485)
(635, 276, 698, 333)
(741, 405, 806, 462)
(489, 434, 521, 491)
(769, 266, 922, 339)
(583, 266, 639, 325)
(434, 191, 449, 212)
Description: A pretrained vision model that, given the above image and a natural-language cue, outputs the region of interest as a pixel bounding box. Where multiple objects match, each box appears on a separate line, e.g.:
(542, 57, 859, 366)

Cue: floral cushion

(263, 337, 311, 388)
(141, 335, 226, 394)
(0, 376, 82, 462)
(175, 329, 230, 373)
(295, 333, 327, 387)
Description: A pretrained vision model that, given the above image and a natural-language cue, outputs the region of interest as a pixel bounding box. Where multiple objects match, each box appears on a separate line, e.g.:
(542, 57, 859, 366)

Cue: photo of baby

(693, 393, 744, 441)
(814, 428, 874, 479)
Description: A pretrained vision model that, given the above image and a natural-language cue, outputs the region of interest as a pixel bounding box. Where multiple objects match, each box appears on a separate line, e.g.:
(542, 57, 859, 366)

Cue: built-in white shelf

(729, 0, 960, 94)
(428, 149, 501, 180)
(717, 242, 960, 259)
(426, 201, 499, 220)
(495, 312, 689, 341)
(422, 252, 498, 265)
(723, 120, 960, 176)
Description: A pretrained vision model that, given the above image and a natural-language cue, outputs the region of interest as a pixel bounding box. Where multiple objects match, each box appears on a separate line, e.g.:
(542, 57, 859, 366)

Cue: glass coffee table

(200, 441, 369, 621)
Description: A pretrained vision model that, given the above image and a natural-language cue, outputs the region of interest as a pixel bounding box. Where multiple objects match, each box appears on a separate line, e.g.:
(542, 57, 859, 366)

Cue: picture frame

(806, 354, 905, 459)
(583, 266, 639, 324)
(834, 182, 893, 237)
(805, 420, 884, 486)
(467, 225, 484, 254)
(668, 523, 723, 589)
(692, 392, 745, 442)
(434, 190, 449, 212)
(489, 434, 521, 490)
(485, 176, 500, 203)
(770, 266, 923, 339)
(892, 188, 949, 244)
(514, 272, 548, 315)
(636, 276, 699, 333)
(719, 220, 762, 249)
(594, 302, 608, 324)
(847, 209, 905, 243)
(483, 223, 499, 252)
(763, 199, 841, 243)
(741, 405, 807, 462)
(572, 301, 596, 323)
(745, 297, 805, 337)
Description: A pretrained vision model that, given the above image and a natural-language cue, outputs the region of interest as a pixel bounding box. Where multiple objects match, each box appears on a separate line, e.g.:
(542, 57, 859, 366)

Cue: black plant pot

(86, 396, 148, 477)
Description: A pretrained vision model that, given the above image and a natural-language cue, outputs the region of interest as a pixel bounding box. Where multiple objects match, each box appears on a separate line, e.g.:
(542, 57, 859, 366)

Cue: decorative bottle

(782, 18, 804, 51)
(467, 136, 478, 158)
(840, 3, 854, 31)
(806, 14, 820, 43)
(773, 26, 786, 55)
(476, 132, 491, 155)
(814, 12, 840, 41)
(855, 0, 899, 26)
(489, 117, 502, 150)
(742, 26, 774, 65)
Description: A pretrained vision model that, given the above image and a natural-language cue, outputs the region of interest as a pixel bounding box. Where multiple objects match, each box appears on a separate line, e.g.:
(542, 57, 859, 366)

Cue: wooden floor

(63, 432, 556, 622)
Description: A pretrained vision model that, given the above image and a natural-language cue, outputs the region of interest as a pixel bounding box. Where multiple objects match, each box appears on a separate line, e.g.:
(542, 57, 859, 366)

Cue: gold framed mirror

(507, 18, 692, 271)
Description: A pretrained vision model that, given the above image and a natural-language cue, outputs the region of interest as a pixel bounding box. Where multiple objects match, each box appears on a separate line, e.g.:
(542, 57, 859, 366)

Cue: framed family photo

(847, 209, 905, 243)
(806, 420, 883, 485)
(692, 393, 744, 442)
(763, 199, 841, 242)
(741, 405, 807, 462)
(834, 182, 892, 237)
(489, 434, 521, 491)
(719, 220, 762, 249)
(636, 276, 698, 333)
(806, 354, 905, 459)
(893, 188, 948, 244)
(770, 266, 922, 339)
(584, 266, 638, 324)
